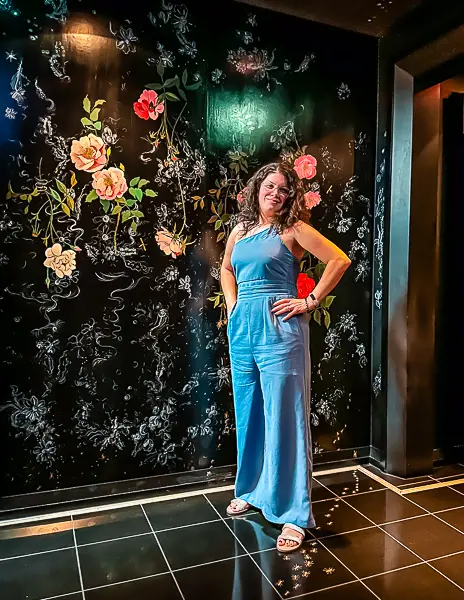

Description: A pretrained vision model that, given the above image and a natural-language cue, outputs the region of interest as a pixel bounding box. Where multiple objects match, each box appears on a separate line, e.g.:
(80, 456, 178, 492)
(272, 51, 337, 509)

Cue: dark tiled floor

(1, 468, 464, 599)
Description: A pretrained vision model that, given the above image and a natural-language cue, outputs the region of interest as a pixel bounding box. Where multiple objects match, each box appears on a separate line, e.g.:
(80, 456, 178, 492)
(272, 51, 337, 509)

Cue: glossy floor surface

(1, 466, 464, 599)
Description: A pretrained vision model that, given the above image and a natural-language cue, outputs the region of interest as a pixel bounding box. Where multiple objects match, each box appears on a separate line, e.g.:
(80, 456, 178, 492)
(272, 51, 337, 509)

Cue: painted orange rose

(304, 191, 322, 210)
(70, 134, 107, 173)
(44, 244, 76, 278)
(92, 167, 128, 201)
(294, 154, 317, 180)
(155, 229, 183, 258)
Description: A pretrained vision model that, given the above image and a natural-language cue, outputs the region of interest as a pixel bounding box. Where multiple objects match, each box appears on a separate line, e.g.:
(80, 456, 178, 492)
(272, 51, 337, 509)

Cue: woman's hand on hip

(272, 298, 310, 321)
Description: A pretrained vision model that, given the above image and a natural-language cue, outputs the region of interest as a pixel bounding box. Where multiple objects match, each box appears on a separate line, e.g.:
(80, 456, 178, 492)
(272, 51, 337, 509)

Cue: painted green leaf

(130, 177, 140, 187)
(134, 188, 143, 201)
(31, 187, 39, 196)
(66, 196, 75, 211)
(125, 199, 136, 207)
(81, 117, 92, 127)
(49, 188, 61, 203)
(214, 220, 222, 231)
(164, 76, 179, 88)
(61, 203, 71, 217)
(20, 194, 28, 200)
(56, 179, 67, 194)
(146, 83, 163, 91)
(131, 220, 137, 233)
(83, 96, 91, 113)
(178, 88, 187, 102)
(70, 173, 77, 188)
(94, 121, 102, 130)
(119, 163, 125, 171)
(106, 147, 111, 157)
(112, 205, 123, 215)
(145, 189, 157, 197)
(137, 179, 149, 188)
(89, 108, 101, 122)
(185, 80, 202, 91)
(324, 310, 331, 329)
(129, 188, 137, 199)
(24, 206, 29, 214)
(131, 210, 144, 218)
(100, 199, 110, 213)
(323, 295, 335, 308)
(182, 69, 188, 86)
(165, 92, 180, 101)
(85, 190, 98, 202)
(94, 99, 106, 107)
(214, 296, 220, 308)
(157, 61, 165, 77)
(121, 211, 132, 223)
(314, 309, 322, 326)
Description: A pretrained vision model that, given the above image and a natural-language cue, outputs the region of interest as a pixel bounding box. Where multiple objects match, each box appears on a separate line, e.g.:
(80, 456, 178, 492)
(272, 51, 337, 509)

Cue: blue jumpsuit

(228, 226, 315, 529)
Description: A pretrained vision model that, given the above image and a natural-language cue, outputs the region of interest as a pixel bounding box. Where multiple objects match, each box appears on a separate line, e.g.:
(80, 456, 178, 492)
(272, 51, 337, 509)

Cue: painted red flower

(237, 186, 248, 205)
(304, 191, 322, 210)
(294, 154, 317, 180)
(133, 89, 165, 121)
(297, 273, 316, 298)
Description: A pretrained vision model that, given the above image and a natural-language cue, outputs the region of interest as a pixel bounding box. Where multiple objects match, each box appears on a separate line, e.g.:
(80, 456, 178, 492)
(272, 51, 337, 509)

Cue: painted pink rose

(304, 191, 322, 210)
(237, 186, 248, 205)
(155, 229, 183, 258)
(294, 154, 317, 180)
(133, 89, 165, 121)
(70, 134, 107, 173)
(92, 167, 128, 201)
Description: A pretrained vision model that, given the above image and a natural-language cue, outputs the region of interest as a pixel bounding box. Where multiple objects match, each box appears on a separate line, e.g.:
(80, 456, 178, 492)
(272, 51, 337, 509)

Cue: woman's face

(258, 171, 290, 217)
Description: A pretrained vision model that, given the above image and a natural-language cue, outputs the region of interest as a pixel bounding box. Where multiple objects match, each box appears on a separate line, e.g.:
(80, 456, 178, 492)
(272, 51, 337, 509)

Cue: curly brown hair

(237, 162, 308, 236)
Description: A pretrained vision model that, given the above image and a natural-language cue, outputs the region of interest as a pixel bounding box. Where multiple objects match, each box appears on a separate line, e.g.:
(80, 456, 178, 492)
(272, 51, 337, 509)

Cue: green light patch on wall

(206, 85, 290, 151)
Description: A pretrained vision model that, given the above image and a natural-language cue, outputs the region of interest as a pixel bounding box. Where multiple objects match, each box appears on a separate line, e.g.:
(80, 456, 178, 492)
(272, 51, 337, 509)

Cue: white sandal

(226, 498, 251, 516)
(277, 523, 306, 553)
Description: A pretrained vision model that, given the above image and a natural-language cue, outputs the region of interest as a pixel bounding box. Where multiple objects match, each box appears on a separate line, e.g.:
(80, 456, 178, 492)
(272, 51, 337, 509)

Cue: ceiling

(235, 0, 426, 37)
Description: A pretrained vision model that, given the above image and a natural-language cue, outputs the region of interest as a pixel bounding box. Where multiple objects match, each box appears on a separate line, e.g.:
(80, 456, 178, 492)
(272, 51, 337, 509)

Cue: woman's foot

(226, 498, 251, 516)
(277, 523, 305, 553)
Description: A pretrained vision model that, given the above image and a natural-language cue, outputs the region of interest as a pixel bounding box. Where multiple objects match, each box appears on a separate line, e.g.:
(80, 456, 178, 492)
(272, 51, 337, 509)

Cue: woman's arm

(294, 221, 351, 303)
(273, 221, 351, 319)
(221, 226, 239, 314)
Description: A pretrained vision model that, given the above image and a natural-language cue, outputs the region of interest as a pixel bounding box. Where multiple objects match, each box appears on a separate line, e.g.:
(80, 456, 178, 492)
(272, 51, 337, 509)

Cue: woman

(221, 161, 351, 553)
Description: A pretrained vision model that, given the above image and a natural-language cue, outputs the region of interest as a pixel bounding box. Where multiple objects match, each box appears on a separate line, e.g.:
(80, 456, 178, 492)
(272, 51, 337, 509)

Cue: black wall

(0, 0, 377, 499)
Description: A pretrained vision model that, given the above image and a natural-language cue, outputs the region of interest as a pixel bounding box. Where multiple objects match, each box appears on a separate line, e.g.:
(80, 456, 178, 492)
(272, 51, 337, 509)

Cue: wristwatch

(309, 293, 319, 307)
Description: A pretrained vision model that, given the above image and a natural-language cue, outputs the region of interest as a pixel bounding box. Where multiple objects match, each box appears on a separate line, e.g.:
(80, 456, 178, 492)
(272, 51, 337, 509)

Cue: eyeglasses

(263, 183, 290, 199)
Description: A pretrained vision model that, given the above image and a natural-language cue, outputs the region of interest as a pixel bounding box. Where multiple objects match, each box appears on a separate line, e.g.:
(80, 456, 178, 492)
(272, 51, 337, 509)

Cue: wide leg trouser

(228, 280, 315, 529)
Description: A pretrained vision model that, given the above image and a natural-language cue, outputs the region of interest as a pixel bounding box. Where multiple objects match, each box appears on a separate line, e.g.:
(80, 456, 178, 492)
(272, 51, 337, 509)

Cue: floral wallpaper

(0, 0, 377, 496)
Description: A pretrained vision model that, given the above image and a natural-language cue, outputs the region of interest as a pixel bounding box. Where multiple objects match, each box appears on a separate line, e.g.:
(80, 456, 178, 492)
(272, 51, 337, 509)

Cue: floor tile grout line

(316, 478, 464, 594)
(70, 516, 86, 600)
(392, 484, 464, 537)
(0, 484, 236, 529)
(0, 465, 360, 529)
(172, 552, 249, 573)
(427, 549, 464, 563)
(359, 561, 427, 581)
(41, 592, 85, 600)
(290, 579, 367, 599)
(83, 571, 170, 592)
(0, 544, 76, 562)
(140, 504, 186, 600)
(202, 493, 285, 600)
(306, 529, 381, 600)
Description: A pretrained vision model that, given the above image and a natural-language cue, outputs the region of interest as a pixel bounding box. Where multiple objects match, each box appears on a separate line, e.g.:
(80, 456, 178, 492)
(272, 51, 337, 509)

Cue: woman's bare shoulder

(230, 223, 246, 242)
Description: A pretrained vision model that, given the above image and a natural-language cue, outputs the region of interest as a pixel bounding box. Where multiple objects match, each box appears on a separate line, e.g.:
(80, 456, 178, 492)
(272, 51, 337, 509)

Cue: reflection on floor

(1, 465, 464, 599)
